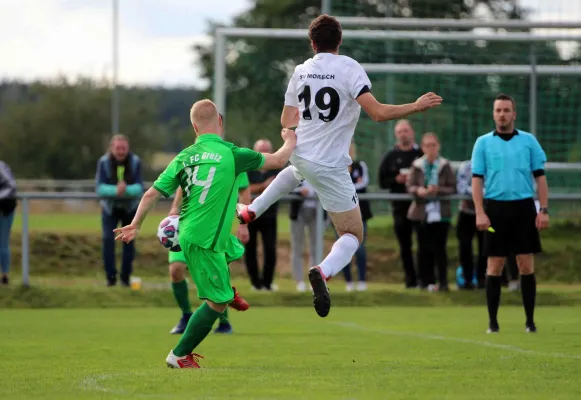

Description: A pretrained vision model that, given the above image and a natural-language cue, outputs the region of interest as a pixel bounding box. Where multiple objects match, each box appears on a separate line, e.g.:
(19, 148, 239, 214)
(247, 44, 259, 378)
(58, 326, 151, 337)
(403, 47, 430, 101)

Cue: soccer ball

(157, 215, 181, 252)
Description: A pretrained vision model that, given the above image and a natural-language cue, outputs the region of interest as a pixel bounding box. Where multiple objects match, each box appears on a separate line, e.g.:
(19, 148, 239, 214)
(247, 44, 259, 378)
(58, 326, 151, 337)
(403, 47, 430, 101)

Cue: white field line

(333, 321, 581, 360)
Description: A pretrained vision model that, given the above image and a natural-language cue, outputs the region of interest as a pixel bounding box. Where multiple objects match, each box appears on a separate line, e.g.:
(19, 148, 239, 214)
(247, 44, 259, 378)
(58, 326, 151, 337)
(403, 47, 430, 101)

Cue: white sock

(318, 234, 360, 279)
(248, 166, 300, 217)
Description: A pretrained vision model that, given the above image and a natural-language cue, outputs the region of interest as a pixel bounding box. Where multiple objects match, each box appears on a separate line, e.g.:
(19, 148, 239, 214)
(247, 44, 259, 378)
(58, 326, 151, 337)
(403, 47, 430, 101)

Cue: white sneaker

(508, 281, 520, 292)
(266, 283, 278, 292)
(166, 350, 203, 369)
(427, 284, 438, 293)
(346, 282, 355, 292)
(296, 281, 306, 292)
(356, 281, 368, 292)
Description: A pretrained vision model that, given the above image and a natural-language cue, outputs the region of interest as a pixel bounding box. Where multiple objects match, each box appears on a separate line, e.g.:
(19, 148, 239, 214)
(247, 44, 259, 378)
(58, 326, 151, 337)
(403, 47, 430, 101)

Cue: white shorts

(290, 154, 358, 213)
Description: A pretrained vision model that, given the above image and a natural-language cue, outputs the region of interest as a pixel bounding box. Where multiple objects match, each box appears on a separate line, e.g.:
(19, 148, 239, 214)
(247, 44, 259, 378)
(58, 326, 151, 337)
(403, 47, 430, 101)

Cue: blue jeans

(336, 221, 368, 283)
(0, 211, 15, 275)
(102, 208, 136, 284)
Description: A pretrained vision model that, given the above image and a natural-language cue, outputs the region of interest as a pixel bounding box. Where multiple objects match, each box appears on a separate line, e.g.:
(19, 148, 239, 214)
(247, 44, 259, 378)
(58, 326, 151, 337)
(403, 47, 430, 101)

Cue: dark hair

(308, 14, 342, 53)
(494, 93, 516, 110)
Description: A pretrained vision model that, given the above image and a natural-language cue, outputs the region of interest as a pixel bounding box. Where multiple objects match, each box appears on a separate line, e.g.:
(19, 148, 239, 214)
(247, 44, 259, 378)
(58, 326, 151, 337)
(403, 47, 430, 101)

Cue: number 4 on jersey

(183, 166, 216, 204)
(298, 85, 340, 122)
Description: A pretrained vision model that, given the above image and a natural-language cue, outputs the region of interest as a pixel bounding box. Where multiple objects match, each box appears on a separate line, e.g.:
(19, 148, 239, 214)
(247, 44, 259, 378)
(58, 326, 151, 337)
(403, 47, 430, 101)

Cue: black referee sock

(486, 275, 502, 326)
(520, 273, 537, 326)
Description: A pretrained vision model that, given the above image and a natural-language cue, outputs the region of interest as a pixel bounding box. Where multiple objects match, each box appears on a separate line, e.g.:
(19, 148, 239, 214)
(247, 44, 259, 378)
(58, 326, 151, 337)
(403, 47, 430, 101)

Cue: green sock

(219, 307, 229, 324)
(171, 280, 192, 315)
(173, 302, 222, 357)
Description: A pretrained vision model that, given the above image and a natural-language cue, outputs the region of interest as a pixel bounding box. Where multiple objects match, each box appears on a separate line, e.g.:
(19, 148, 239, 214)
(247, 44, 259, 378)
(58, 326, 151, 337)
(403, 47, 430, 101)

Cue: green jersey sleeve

(152, 158, 181, 198)
(238, 172, 250, 189)
(232, 146, 265, 175)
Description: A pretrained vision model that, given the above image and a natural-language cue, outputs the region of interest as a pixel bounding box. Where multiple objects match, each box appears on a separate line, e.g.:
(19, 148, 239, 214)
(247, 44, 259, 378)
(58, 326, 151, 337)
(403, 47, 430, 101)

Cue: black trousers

(244, 216, 277, 290)
(101, 208, 136, 285)
(414, 221, 450, 288)
(393, 213, 418, 287)
(456, 211, 486, 287)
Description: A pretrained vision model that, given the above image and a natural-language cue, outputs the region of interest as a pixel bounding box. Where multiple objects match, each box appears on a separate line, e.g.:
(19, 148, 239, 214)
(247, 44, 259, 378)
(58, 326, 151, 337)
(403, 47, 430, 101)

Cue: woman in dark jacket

(0, 161, 16, 284)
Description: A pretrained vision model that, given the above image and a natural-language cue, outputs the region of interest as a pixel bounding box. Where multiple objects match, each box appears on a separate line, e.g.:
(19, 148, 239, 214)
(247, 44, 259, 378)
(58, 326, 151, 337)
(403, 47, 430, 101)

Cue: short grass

(2, 306, 581, 400)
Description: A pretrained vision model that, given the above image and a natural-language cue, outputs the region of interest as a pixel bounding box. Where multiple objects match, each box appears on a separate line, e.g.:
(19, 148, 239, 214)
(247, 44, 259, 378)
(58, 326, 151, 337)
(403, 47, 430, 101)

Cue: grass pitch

(2, 306, 581, 400)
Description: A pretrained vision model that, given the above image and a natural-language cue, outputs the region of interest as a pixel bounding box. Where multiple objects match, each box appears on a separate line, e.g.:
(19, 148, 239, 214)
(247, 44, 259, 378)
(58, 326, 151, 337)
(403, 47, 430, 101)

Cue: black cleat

(487, 322, 500, 334)
(308, 267, 331, 318)
(526, 323, 537, 333)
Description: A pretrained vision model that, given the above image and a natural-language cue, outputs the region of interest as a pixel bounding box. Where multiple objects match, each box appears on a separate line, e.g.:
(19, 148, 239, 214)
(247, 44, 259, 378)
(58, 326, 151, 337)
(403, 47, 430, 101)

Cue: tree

(0, 77, 162, 179)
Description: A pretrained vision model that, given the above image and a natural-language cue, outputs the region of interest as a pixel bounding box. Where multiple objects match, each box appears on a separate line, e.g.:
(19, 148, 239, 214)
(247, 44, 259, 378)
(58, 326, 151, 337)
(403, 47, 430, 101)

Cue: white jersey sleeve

(284, 68, 300, 107)
(347, 62, 372, 99)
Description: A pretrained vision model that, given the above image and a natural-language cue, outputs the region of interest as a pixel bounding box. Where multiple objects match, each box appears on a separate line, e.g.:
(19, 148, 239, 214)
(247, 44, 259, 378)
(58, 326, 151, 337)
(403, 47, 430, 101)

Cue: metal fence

(15, 191, 581, 287)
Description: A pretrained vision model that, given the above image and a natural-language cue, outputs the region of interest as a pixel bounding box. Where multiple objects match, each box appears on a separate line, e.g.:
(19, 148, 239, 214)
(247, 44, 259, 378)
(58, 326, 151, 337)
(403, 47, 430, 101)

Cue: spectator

(96, 134, 144, 287)
(503, 254, 520, 291)
(456, 160, 486, 289)
(378, 120, 423, 288)
(0, 161, 16, 285)
(406, 133, 456, 292)
(246, 139, 280, 291)
(289, 179, 318, 293)
(341, 143, 372, 292)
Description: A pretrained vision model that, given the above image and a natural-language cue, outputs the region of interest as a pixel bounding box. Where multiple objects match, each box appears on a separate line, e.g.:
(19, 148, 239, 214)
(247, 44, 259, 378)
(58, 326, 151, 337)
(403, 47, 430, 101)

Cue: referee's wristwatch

(539, 207, 549, 215)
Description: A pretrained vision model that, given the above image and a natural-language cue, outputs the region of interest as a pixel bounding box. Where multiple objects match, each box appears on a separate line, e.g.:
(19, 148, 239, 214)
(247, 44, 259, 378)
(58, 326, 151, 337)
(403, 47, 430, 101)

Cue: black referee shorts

(484, 198, 542, 257)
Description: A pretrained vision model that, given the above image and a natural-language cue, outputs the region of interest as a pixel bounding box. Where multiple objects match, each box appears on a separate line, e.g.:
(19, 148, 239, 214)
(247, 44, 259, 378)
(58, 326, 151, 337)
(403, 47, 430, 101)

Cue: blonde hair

(190, 99, 219, 127)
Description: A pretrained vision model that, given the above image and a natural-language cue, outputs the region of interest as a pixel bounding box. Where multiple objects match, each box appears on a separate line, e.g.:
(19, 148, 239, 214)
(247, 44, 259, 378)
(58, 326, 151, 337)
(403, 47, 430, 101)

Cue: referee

(471, 93, 549, 334)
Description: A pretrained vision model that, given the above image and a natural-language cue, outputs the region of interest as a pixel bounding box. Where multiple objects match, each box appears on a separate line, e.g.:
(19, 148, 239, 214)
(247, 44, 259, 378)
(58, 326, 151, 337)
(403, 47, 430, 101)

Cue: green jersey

(153, 134, 264, 252)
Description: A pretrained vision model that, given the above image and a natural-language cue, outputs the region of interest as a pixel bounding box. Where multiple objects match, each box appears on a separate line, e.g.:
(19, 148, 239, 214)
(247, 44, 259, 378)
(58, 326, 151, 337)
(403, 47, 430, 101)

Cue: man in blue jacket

(95, 135, 144, 286)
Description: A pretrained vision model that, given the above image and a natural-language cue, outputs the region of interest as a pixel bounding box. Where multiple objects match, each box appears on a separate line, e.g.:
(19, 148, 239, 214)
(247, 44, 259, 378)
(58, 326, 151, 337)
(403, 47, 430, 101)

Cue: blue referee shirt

(471, 129, 547, 201)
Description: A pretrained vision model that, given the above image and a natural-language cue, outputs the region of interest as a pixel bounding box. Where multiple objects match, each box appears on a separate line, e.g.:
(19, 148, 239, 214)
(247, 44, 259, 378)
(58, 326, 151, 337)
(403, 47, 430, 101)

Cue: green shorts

(178, 236, 245, 304)
(168, 234, 245, 265)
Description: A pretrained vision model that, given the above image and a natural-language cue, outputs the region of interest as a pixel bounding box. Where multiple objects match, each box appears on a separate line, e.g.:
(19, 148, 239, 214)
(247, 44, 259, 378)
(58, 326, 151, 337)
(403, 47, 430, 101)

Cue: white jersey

(284, 53, 372, 167)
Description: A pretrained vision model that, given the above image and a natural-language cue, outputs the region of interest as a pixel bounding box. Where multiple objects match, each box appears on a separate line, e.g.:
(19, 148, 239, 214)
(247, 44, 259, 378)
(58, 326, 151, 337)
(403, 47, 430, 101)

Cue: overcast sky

(0, 0, 579, 89)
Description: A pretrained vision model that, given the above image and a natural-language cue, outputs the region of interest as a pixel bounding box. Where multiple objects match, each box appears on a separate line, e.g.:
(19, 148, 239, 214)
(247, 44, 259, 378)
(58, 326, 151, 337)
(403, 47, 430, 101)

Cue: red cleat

(229, 287, 250, 311)
(236, 204, 256, 225)
(166, 351, 204, 369)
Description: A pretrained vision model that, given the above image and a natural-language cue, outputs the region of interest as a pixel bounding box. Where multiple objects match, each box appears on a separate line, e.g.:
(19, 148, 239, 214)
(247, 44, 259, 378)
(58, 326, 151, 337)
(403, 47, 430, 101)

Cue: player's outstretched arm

(357, 92, 442, 122)
(114, 187, 162, 243)
(261, 128, 297, 170)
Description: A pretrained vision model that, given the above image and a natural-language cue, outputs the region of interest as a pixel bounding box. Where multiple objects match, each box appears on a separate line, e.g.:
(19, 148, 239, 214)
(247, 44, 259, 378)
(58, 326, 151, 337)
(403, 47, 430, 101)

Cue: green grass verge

(3, 278, 581, 308)
(7, 213, 581, 283)
(2, 307, 581, 399)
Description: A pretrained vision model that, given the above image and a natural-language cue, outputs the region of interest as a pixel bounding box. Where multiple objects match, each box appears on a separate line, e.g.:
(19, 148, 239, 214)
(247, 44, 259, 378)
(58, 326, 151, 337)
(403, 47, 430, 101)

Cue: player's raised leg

(310, 206, 363, 317)
(290, 156, 363, 318)
(238, 166, 302, 223)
